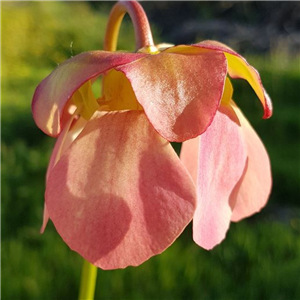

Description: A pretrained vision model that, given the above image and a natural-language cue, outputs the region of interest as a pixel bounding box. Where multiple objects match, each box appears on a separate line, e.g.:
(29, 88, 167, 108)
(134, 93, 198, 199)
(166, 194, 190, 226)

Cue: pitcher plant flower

(32, 1, 272, 271)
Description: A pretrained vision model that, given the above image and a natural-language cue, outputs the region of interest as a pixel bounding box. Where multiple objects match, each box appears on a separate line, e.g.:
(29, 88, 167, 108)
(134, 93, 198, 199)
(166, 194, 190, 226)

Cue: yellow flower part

(101, 69, 143, 111)
(220, 77, 233, 106)
(72, 80, 100, 120)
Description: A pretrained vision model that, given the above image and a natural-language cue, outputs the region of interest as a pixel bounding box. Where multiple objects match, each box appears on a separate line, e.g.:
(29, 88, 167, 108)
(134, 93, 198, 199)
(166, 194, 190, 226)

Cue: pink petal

(41, 115, 76, 234)
(40, 203, 50, 234)
(193, 40, 272, 119)
(229, 102, 272, 221)
(193, 105, 247, 250)
(41, 115, 87, 233)
(45, 111, 196, 269)
(117, 49, 227, 142)
(180, 137, 199, 184)
(32, 51, 146, 137)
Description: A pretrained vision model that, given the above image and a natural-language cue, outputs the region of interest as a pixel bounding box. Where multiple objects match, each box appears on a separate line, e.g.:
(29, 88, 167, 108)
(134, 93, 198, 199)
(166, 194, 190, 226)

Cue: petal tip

(262, 89, 273, 119)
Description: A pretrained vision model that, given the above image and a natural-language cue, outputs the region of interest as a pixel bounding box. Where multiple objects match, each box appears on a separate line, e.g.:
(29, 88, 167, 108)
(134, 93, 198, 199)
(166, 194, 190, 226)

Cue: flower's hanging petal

(180, 137, 200, 184)
(40, 203, 50, 234)
(193, 41, 272, 119)
(41, 115, 87, 233)
(46, 111, 196, 269)
(32, 51, 146, 137)
(117, 50, 227, 142)
(41, 115, 75, 234)
(229, 102, 272, 221)
(193, 105, 247, 250)
(46, 115, 77, 181)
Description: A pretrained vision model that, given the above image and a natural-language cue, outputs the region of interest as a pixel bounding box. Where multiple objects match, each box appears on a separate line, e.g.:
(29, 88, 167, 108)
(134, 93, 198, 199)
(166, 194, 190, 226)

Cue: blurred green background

(1, 1, 300, 299)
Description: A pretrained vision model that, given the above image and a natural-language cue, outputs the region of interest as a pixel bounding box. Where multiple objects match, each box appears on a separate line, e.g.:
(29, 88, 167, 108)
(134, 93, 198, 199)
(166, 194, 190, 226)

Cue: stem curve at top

(104, 1, 154, 52)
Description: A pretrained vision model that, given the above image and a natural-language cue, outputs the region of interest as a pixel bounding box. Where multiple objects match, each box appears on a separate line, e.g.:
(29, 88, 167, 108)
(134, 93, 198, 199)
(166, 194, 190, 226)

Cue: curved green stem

(78, 259, 98, 300)
(104, 1, 154, 51)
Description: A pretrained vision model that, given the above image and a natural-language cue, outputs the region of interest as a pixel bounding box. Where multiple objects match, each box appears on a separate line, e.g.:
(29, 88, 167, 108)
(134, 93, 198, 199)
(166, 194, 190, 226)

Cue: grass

(1, 2, 300, 299)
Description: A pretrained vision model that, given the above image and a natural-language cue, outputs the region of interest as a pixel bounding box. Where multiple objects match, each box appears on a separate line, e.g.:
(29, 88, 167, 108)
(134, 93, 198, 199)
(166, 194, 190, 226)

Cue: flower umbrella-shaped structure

(32, 1, 272, 270)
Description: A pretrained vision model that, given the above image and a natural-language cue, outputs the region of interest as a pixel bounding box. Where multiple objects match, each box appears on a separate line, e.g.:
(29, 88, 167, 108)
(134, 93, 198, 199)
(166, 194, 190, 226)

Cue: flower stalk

(104, 1, 154, 51)
(79, 259, 98, 300)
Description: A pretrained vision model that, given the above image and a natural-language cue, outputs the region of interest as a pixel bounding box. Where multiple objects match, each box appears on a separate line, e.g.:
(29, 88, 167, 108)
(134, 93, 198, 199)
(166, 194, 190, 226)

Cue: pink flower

(32, 2, 272, 270)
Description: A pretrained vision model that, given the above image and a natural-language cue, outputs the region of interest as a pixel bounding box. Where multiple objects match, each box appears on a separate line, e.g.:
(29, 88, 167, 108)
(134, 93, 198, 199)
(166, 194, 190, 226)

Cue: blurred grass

(1, 1, 300, 300)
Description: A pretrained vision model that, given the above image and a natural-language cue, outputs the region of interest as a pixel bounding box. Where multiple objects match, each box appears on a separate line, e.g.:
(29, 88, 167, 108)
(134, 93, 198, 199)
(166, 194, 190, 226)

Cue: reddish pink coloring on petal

(193, 40, 272, 119)
(193, 105, 247, 250)
(229, 102, 272, 221)
(46, 111, 196, 269)
(32, 51, 146, 137)
(117, 50, 227, 142)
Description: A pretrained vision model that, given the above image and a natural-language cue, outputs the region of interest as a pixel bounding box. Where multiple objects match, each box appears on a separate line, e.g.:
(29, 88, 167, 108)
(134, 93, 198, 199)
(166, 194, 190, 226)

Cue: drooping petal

(193, 40, 272, 119)
(180, 77, 234, 186)
(40, 204, 50, 235)
(117, 49, 227, 142)
(180, 137, 199, 184)
(46, 111, 196, 269)
(45, 115, 78, 181)
(41, 114, 76, 234)
(193, 105, 247, 250)
(32, 51, 146, 137)
(229, 102, 272, 221)
(41, 115, 87, 233)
